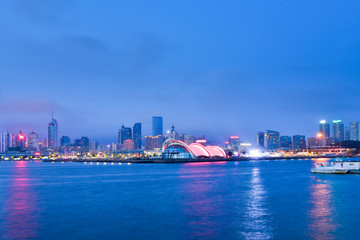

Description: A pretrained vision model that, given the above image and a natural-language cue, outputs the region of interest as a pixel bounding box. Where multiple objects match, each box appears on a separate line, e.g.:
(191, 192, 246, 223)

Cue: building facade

(47, 117, 58, 148)
(280, 136, 292, 149)
(256, 132, 265, 148)
(264, 130, 280, 151)
(0, 131, 10, 153)
(292, 135, 306, 150)
(332, 120, 345, 143)
(118, 125, 132, 144)
(350, 121, 359, 141)
(133, 123, 142, 149)
(28, 132, 39, 151)
(319, 120, 330, 146)
(152, 116, 163, 136)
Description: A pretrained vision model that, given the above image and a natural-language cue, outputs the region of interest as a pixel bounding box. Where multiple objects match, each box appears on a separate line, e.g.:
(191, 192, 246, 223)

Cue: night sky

(1, 0, 360, 144)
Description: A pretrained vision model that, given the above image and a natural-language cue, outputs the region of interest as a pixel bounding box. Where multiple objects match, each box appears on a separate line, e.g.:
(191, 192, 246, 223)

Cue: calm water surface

(0, 159, 359, 240)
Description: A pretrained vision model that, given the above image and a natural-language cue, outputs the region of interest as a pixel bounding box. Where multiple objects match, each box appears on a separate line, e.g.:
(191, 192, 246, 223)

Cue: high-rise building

(74, 137, 90, 153)
(133, 123, 142, 149)
(28, 132, 39, 151)
(118, 125, 132, 144)
(168, 125, 180, 140)
(256, 132, 265, 148)
(0, 131, 10, 153)
(48, 117, 58, 148)
(345, 127, 350, 141)
(15, 131, 26, 150)
(332, 120, 345, 143)
(61, 136, 71, 146)
(292, 135, 306, 150)
(319, 120, 330, 146)
(350, 121, 360, 141)
(307, 137, 321, 148)
(123, 139, 135, 151)
(264, 130, 280, 151)
(280, 136, 292, 149)
(145, 135, 165, 150)
(152, 116, 163, 136)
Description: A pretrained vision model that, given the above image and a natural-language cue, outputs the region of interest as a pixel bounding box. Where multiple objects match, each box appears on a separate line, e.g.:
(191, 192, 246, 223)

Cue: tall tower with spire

(47, 114, 58, 148)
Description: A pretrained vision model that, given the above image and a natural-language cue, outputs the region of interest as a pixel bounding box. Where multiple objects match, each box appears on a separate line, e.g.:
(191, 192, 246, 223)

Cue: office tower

(292, 135, 306, 150)
(345, 127, 350, 141)
(133, 123, 142, 149)
(15, 131, 26, 150)
(264, 130, 280, 151)
(256, 132, 265, 148)
(61, 136, 71, 146)
(152, 116, 163, 136)
(28, 132, 39, 151)
(118, 125, 132, 144)
(9, 134, 15, 147)
(319, 120, 330, 146)
(350, 121, 360, 141)
(48, 116, 58, 148)
(0, 131, 10, 153)
(280, 136, 292, 149)
(332, 120, 345, 143)
(74, 137, 90, 153)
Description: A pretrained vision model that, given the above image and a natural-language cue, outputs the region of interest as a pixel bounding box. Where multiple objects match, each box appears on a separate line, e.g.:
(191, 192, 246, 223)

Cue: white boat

(330, 161, 360, 174)
(311, 163, 348, 174)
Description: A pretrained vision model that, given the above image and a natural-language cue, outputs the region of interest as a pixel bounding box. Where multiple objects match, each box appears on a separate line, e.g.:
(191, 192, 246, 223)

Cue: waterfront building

(332, 120, 345, 143)
(319, 120, 330, 146)
(292, 135, 306, 150)
(28, 132, 39, 151)
(47, 117, 58, 148)
(308, 137, 321, 148)
(61, 136, 71, 146)
(167, 125, 180, 140)
(162, 140, 226, 159)
(145, 135, 165, 150)
(152, 116, 163, 136)
(74, 137, 90, 153)
(350, 121, 360, 141)
(0, 131, 10, 153)
(133, 123, 142, 149)
(118, 125, 132, 144)
(264, 130, 280, 151)
(15, 131, 26, 150)
(123, 139, 135, 151)
(256, 132, 265, 148)
(280, 136, 292, 149)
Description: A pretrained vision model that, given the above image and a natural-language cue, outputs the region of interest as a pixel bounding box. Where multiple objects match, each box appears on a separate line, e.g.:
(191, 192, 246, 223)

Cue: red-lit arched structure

(162, 140, 227, 159)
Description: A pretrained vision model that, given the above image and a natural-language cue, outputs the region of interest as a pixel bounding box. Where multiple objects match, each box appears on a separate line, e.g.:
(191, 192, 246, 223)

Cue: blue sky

(1, 0, 360, 144)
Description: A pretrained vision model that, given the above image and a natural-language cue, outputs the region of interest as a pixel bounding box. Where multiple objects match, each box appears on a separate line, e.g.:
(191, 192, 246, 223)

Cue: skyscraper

(264, 130, 280, 151)
(350, 121, 360, 141)
(319, 120, 330, 146)
(61, 136, 71, 146)
(15, 131, 26, 150)
(345, 127, 350, 141)
(292, 135, 306, 150)
(152, 116, 163, 136)
(280, 136, 292, 149)
(256, 132, 265, 148)
(133, 123, 142, 149)
(48, 116, 58, 148)
(0, 131, 10, 153)
(28, 132, 39, 151)
(118, 125, 132, 144)
(332, 120, 345, 143)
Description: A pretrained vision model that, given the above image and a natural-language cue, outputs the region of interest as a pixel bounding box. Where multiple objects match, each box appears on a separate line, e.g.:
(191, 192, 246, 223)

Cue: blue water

(0, 159, 359, 240)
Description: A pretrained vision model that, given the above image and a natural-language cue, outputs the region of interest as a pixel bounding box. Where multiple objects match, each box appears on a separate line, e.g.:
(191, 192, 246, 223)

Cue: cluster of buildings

(256, 131, 306, 151)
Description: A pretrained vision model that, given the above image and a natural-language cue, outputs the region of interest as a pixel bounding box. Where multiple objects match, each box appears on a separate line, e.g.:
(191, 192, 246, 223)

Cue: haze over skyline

(1, 0, 360, 144)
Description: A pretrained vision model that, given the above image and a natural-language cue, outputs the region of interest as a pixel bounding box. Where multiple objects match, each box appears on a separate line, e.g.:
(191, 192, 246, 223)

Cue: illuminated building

(0, 131, 10, 153)
(28, 132, 39, 151)
(345, 127, 350, 141)
(280, 136, 292, 149)
(319, 120, 330, 146)
(152, 116, 163, 136)
(74, 137, 90, 153)
(145, 135, 165, 150)
(308, 137, 321, 148)
(257, 132, 265, 148)
(123, 139, 135, 151)
(167, 125, 179, 140)
(162, 140, 227, 159)
(332, 120, 344, 143)
(118, 125, 132, 144)
(292, 135, 306, 150)
(61, 136, 71, 146)
(350, 121, 359, 141)
(133, 123, 142, 149)
(15, 131, 26, 150)
(47, 116, 58, 148)
(264, 130, 280, 151)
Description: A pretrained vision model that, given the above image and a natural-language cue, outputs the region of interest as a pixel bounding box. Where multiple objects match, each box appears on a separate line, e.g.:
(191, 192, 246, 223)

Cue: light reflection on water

(241, 167, 272, 240)
(1, 161, 39, 240)
(309, 177, 336, 240)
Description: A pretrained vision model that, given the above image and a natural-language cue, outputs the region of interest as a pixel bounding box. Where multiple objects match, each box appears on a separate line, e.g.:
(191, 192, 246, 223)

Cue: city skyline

(1, 1, 360, 144)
